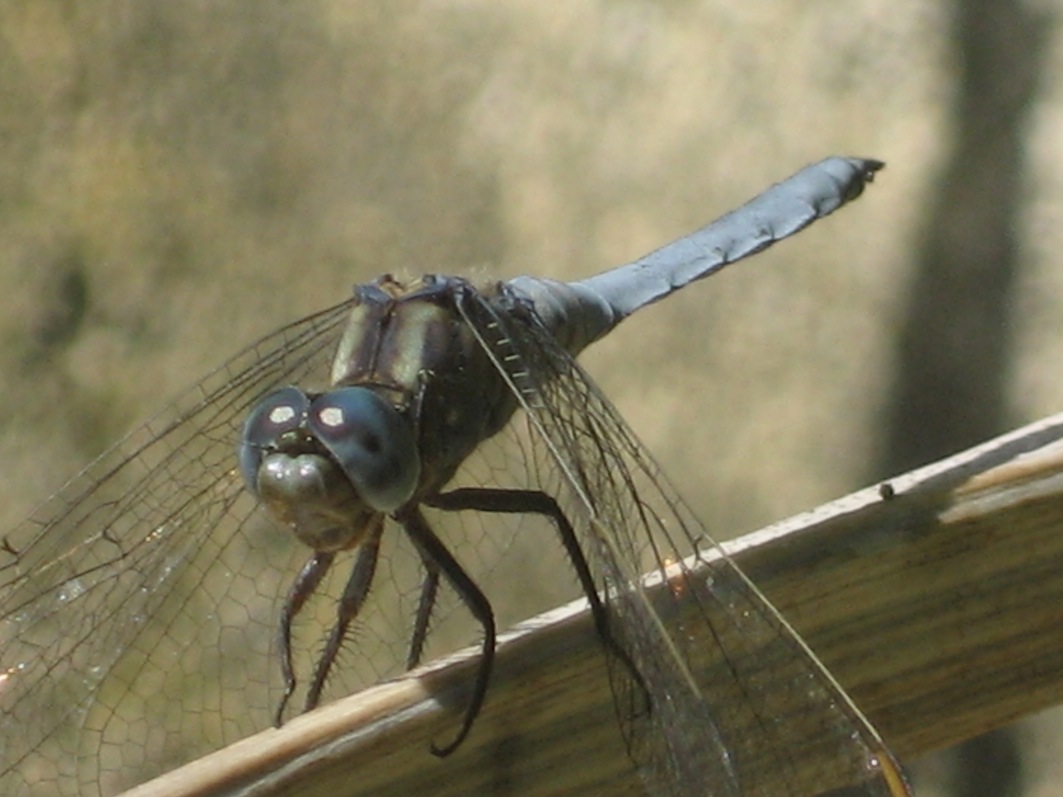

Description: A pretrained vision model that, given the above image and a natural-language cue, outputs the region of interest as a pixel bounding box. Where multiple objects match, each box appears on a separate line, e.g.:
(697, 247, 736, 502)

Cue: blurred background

(1, 1, 1062, 795)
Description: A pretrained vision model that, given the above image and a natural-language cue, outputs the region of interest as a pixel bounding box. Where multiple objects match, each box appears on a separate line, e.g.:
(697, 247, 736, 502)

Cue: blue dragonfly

(0, 157, 908, 797)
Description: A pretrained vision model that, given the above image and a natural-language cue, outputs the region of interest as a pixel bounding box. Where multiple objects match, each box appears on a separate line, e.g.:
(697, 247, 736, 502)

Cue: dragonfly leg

(406, 368, 441, 672)
(427, 488, 650, 716)
(303, 518, 384, 713)
(407, 552, 441, 671)
(395, 504, 495, 757)
(275, 550, 335, 726)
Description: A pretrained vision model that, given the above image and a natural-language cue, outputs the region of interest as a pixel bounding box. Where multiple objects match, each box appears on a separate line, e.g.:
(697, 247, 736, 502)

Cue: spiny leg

(407, 551, 441, 671)
(276, 550, 335, 726)
(304, 517, 385, 712)
(396, 504, 495, 757)
(426, 487, 650, 713)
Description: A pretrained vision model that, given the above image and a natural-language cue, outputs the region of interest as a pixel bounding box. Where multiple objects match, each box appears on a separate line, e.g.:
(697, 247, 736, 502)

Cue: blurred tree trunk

(874, 0, 1051, 795)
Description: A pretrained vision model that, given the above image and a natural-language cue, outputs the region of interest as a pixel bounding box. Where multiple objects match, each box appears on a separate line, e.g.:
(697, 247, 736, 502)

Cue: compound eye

(309, 388, 420, 512)
(238, 387, 310, 493)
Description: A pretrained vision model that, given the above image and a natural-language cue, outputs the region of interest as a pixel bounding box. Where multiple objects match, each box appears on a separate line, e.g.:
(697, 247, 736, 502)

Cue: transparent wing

(457, 284, 911, 797)
(0, 299, 368, 796)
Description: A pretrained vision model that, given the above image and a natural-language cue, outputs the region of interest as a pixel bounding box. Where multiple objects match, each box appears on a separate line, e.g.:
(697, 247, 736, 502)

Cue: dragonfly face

(239, 385, 419, 551)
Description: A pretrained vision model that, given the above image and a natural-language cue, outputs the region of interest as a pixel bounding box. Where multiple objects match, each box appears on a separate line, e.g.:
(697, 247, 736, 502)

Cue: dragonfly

(0, 157, 909, 797)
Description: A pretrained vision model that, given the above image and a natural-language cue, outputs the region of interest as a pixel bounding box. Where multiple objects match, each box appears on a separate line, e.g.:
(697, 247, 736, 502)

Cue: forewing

(0, 300, 361, 796)
(456, 283, 909, 797)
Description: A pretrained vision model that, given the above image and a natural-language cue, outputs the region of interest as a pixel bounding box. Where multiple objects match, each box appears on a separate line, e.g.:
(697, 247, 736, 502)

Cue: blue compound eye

(238, 387, 311, 494)
(309, 388, 420, 512)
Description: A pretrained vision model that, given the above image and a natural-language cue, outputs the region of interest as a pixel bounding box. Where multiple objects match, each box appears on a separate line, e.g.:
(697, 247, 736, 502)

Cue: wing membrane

(457, 283, 908, 797)
(0, 299, 356, 795)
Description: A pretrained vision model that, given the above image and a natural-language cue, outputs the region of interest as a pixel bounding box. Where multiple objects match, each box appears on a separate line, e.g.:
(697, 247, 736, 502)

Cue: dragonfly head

(239, 386, 420, 551)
